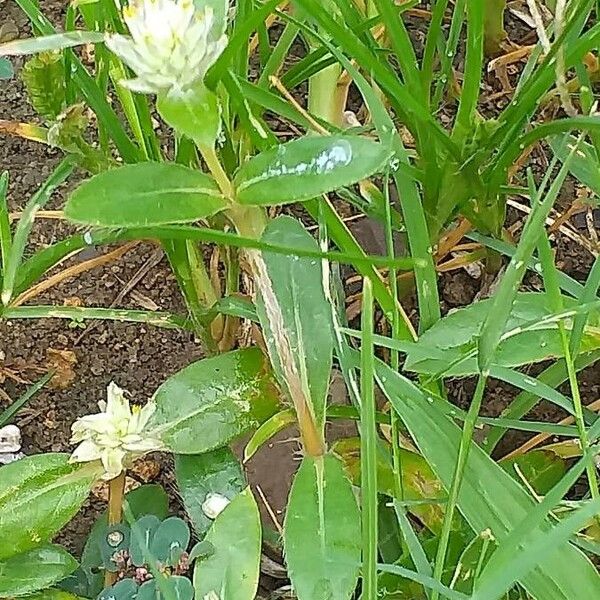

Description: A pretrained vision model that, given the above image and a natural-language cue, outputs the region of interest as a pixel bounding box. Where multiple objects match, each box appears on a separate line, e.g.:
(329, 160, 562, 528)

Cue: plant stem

(308, 63, 345, 127)
(105, 471, 126, 587)
(559, 323, 599, 497)
(197, 146, 324, 455)
(199, 144, 234, 198)
(360, 278, 378, 597)
(484, 0, 507, 55)
(431, 374, 488, 600)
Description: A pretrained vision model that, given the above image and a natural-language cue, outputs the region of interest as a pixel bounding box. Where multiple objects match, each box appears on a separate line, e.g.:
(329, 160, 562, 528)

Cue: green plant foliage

(550, 133, 600, 196)
(175, 449, 245, 537)
(284, 454, 361, 600)
(255, 216, 333, 433)
(64, 163, 228, 227)
(148, 348, 281, 454)
(193, 487, 261, 600)
(333, 438, 445, 533)
(234, 135, 391, 205)
(61, 485, 169, 598)
(376, 361, 600, 599)
(500, 450, 567, 495)
(0, 31, 105, 56)
(98, 524, 130, 572)
(21, 51, 66, 121)
(157, 85, 221, 149)
(136, 576, 194, 600)
(150, 517, 190, 565)
(404, 292, 600, 375)
(0, 454, 97, 560)
(129, 515, 162, 567)
(98, 579, 138, 600)
(0, 545, 78, 598)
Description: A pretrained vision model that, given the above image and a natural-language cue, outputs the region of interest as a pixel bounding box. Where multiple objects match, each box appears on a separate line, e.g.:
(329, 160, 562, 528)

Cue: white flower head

(105, 0, 227, 96)
(69, 381, 164, 480)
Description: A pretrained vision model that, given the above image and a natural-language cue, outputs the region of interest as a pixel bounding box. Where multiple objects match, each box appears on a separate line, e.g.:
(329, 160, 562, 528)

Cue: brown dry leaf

(63, 296, 83, 307)
(130, 455, 162, 482)
(46, 348, 77, 389)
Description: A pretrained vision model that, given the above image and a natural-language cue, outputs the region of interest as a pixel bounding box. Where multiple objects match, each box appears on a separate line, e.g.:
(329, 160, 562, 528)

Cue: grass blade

(376, 360, 600, 599)
(360, 278, 378, 598)
(1, 159, 73, 306)
(0, 171, 10, 281)
(0, 371, 53, 428)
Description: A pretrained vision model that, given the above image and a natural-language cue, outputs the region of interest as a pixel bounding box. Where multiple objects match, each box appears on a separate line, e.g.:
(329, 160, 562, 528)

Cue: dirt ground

(1, 0, 599, 569)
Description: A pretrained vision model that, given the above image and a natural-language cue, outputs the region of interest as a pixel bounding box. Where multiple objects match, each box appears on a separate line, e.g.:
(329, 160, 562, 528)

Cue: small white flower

(69, 382, 164, 480)
(105, 0, 227, 96)
(201, 492, 230, 519)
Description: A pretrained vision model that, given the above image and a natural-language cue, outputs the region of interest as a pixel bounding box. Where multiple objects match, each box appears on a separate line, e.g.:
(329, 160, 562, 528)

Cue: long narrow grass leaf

(1, 159, 73, 305)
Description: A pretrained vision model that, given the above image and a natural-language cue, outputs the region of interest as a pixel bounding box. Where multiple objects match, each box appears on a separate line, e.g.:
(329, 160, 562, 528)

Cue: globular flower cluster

(69, 382, 163, 480)
(105, 0, 227, 96)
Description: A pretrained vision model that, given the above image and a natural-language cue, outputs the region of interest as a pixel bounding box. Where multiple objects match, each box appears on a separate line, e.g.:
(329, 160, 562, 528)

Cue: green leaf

(158, 85, 221, 149)
(284, 454, 361, 600)
(549, 133, 600, 196)
(138, 577, 194, 600)
(150, 517, 190, 565)
(64, 163, 227, 227)
(244, 409, 296, 461)
(404, 292, 600, 375)
(175, 449, 245, 538)
(148, 348, 280, 453)
(0, 454, 97, 560)
(193, 487, 261, 600)
(0, 31, 105, 56)
(500, 450, 567, 495)
(333, 438, 445, 533)
(129, 516, 161, 567)
(0, 58, 13, 79)
(234, 135, 391, 205)
(254, 216, 333, 432)
(98, 579, 138, 600)
(0, 545, 78, 597)
(2, 159, 73, 305)
(63, 485, 168, 598)
(376, 361, 600, 600)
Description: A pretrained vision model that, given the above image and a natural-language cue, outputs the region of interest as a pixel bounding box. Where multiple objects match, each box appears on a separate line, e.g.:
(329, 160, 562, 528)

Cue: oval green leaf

(0, 454, 97, 560)
(284, 454, 361, 600)
(147, 348, 280, 454)
(234, 135, 391, 205)
(175, 449, 245, 537)
(0, 545, 78, 597)
(193, 487, 261, 600)
(64, 162, 227, 227)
